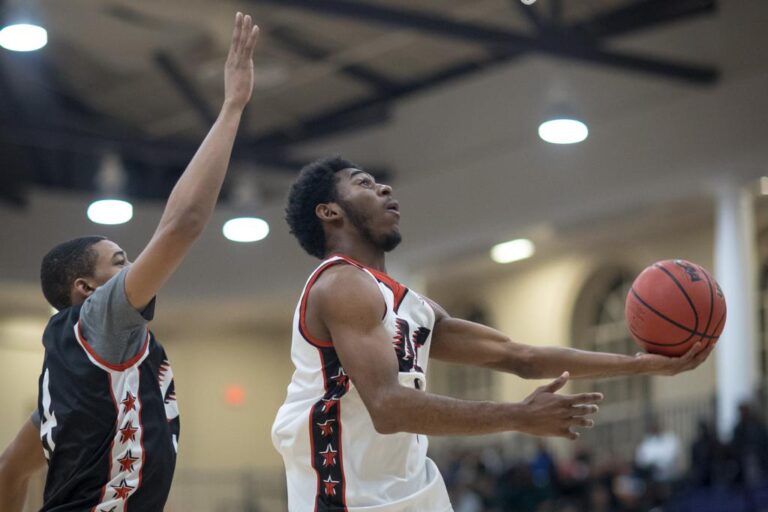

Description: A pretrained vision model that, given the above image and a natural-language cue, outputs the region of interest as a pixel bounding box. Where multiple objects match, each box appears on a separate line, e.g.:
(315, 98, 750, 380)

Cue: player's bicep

(431, 316, 533, 375)
(315, 269, 400, 412)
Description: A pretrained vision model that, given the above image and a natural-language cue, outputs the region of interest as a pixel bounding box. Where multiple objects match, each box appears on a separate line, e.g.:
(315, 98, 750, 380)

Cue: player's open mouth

(385, 203, 400, 217)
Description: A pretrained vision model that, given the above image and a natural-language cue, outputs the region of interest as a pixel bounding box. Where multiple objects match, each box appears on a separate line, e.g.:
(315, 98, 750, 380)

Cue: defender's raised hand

(517, 372, 603, 440)
(224, 12, 259, 111)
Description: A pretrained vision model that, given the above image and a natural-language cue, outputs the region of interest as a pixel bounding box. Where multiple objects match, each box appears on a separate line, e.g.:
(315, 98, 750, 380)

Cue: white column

(714, 176, 759, 440)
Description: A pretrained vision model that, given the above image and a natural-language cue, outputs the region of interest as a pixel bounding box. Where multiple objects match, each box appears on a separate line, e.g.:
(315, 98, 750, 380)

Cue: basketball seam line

(629, 288, 718, 340)
(653, 263, 700, 332)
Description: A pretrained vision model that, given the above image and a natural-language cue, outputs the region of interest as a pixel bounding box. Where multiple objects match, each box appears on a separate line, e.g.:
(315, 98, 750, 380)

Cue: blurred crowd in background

(440, 401, 768, 512)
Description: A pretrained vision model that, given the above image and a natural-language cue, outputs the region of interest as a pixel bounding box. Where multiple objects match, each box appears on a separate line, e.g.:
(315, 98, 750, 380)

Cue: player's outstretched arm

(427, 300, 713, 379)
(0, 417, 46, 512)
(124, 12, 259, 310)
(311, 266, 601, 437)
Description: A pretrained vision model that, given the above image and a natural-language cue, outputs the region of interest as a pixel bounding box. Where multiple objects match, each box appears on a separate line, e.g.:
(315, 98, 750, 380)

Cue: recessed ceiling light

(223, 217, 270, 243)
(0, 23, 47, 52)
(491, 239, 535, 264)
(538, 118, 589, 144)
(87, 199, 133, 225)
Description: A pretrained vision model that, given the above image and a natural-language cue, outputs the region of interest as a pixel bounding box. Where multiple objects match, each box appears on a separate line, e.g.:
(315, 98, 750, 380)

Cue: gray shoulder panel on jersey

(79, 267, 156, 366)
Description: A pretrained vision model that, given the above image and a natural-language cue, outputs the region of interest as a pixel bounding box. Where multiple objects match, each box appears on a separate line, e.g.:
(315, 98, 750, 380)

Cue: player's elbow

(163, 210, 207, 239)
(367, 392, 403, 435)
(498, 341, 540, 379)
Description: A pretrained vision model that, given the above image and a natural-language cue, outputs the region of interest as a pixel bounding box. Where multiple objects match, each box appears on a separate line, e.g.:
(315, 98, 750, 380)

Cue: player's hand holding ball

(625, 259, 726, 376)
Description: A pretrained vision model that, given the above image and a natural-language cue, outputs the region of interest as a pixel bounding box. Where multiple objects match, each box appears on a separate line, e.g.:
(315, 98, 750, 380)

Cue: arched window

(571, 266, 651, 458)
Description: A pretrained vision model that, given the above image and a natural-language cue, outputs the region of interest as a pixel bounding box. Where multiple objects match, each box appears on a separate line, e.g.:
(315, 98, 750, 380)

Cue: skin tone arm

(307, 265, 602, 438)
(0, 418, 46, 512)
(121, 13, 260, 310)
(426, 298, 714, 380)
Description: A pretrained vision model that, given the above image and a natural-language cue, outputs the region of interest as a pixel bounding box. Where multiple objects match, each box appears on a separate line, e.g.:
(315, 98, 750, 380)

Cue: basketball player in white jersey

(273, 156, 714, 512)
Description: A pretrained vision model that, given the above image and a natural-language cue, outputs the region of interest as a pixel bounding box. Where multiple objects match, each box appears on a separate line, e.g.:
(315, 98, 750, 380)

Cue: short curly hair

(286, 156, 358, 259)
(40, 236, 106, 310)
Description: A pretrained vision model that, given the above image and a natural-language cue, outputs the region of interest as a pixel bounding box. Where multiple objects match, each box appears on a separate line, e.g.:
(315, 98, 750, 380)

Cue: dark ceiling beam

(253, 0, 717, 84)
(572, 0, 716, 39)
(155, 51, 217, 126)
(270, 26, 399, 94)
(514, 0, 547, 31)
(248, 51, 519, 148)
(550, 0, 563, 27)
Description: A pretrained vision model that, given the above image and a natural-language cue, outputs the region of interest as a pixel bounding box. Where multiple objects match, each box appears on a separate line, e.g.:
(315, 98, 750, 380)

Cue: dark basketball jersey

(37, 305, 180, 512)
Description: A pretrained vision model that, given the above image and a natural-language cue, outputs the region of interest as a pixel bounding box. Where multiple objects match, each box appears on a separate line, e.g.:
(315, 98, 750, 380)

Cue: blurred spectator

(635, 418, 682, 483)
(689, 419, 721, 488)
(731, 402, 768, 486)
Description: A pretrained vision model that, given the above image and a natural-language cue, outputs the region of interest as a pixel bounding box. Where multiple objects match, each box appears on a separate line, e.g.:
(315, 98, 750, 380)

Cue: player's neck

(326, 242, 386, 273)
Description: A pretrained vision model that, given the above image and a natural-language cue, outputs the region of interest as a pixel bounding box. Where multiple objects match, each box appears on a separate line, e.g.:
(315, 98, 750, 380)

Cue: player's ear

(73, 277, 97, 298)
(316, 202, 342, 223)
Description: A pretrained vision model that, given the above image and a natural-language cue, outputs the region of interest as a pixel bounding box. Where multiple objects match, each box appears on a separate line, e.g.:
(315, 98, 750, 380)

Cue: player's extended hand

(223, 12, 259, 111)
(517, 372, 603, 440)
(635, 341, 715, 376)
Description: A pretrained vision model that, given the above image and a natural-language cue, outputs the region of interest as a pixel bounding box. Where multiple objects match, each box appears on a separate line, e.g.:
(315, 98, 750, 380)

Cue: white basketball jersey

(272, 255, 453, 512)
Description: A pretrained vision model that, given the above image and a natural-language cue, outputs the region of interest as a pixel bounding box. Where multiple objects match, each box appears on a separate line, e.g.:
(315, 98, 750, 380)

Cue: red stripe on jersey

(298, 260, 347, 348)
(76, 321, 150, 372)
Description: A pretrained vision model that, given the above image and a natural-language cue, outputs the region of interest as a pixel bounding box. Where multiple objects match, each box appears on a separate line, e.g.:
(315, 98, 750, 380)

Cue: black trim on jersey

(309, 347, 350, 512)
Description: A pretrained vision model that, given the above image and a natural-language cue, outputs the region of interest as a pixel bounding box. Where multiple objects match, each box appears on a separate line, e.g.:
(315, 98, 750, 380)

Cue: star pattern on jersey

(117, 450, 139, 472)
(330, 368, 348, 388)
(111, 479, 135, 500)
(121, 391, 137, 413)
(119, 420, 138, 444)
(320, 444, 338, 467)
(321, 395, 340, 414)
(317, 419, 335, 437)
(323, 475, 339, 496)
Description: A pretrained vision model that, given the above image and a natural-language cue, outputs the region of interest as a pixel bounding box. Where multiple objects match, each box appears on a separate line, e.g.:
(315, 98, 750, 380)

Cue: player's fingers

(541, 371, 569, 394)
(241, 15, 252, 54)
(230, 12, 243, 54)
(566, 429, 580, 441)
(244, 24, 260, 56)
(569, 392, 604, 405)
(570, 404, 599, 417)
(681, 342, 703, 362)
(571, 417, 595, 429)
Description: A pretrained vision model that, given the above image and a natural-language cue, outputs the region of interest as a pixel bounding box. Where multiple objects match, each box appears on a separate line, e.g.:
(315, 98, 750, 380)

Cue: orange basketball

(625, 260, 727, 357)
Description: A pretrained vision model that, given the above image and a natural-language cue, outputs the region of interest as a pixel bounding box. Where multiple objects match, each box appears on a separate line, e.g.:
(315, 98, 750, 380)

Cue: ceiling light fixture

(0, 23, 47, 52)
(491, 239, 535, 264)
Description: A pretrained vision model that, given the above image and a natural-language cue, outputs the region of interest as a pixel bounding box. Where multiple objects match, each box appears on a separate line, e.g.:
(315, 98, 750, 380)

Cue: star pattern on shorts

(317, 419, 335, 437)
(330, 368, 348, 388)
(119, 421, 138, 444)
(321, 396, 339, 414)
(320, 444, 337, 467)
(121, 391, 137, 413)
(111, 479, 134, 500)
(117, 450, 139, 472)
(323, 475, 339, 496)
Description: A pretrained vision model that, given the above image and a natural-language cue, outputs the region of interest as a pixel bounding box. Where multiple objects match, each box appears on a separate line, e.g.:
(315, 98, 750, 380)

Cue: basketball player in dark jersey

(0, 13, 259, 511)
(276, 157, 715, 510)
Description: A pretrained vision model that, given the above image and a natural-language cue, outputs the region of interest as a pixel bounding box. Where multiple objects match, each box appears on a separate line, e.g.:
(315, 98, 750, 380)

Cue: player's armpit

(0, 417, 46, 512)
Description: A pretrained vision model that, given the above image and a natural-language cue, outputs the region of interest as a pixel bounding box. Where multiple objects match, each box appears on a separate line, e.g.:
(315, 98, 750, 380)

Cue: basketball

(625, 260, 727, 357)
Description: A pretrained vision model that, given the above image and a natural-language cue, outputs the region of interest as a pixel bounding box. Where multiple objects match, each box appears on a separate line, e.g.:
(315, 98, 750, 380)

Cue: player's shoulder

(310, 261, 382, 311)
(314, 262, 378, 294)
